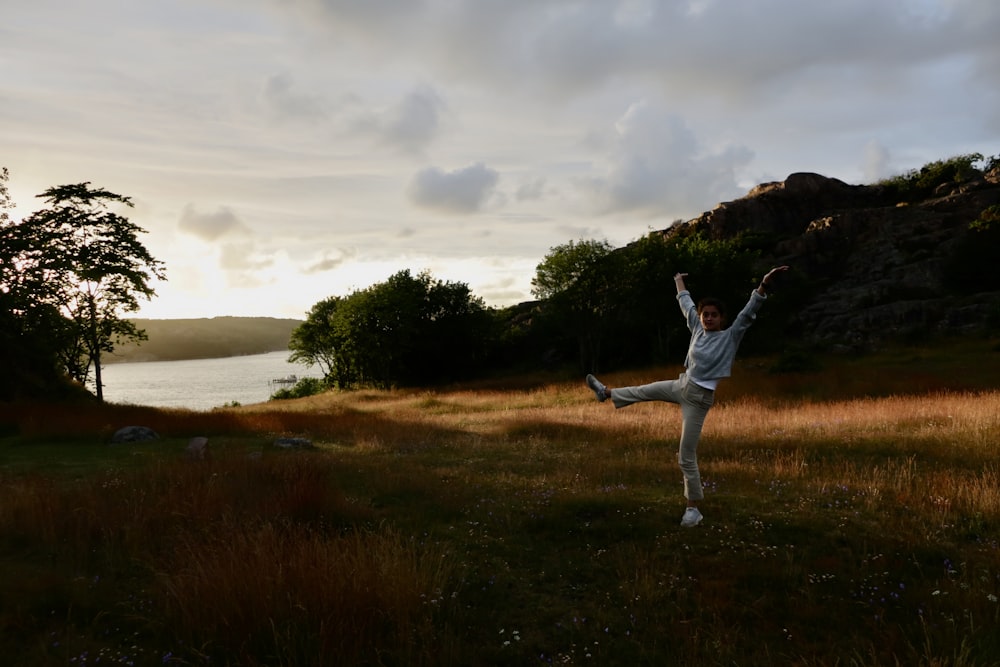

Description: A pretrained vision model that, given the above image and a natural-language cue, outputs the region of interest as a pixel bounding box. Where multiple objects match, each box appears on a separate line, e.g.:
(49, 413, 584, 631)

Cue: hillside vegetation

(280, 153, 1000, 394)
(109, 317, 302, 363)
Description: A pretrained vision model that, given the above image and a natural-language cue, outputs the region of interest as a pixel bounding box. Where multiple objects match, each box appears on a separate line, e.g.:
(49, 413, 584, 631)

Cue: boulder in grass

(186, 436, 209, 460)
(110, 425, 160, 444)
(273, 437, 315, 450)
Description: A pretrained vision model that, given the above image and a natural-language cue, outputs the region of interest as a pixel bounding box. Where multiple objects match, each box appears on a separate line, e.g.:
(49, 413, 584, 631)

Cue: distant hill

(107, 317, 302, 363)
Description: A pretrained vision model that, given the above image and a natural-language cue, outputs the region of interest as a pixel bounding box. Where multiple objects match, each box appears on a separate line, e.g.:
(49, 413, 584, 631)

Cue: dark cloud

(179, 205, 250, 241)
(270, 0, 999, 102)
(407, 163, 500, 214)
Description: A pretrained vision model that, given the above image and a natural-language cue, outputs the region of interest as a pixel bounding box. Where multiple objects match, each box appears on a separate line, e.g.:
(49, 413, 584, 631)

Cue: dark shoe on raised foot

(586, 374, 607, 402)
(680, 507, 703, 528)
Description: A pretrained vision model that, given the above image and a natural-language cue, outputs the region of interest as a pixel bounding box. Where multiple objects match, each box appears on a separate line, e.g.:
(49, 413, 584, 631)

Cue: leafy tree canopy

(291, 269, 495, 389)
(1, 179, 166, 401)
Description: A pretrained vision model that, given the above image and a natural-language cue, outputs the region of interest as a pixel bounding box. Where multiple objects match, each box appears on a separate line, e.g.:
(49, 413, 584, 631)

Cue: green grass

(2, 340, 1000, 665)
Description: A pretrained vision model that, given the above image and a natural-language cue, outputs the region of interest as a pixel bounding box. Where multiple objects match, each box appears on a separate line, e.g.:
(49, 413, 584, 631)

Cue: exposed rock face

(658, 170, 1000, 347)
(691, 172, 878, 241)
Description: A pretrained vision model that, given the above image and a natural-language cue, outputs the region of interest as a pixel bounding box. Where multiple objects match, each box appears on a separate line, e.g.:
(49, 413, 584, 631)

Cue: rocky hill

(655, 166, 1000, 349)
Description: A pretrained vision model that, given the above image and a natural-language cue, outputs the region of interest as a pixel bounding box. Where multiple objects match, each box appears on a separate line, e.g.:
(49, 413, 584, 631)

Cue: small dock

(267, 374, 298, 388)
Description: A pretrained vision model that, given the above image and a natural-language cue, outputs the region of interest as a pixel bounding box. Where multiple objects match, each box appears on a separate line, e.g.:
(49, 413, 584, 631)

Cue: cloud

(369, 85, 446, 154)
(578, 100, 753, 217)
(862, 141, 892, 183)
(6, 0, 1000, 321)
(347, 86, 446, 155)
(407, 163, 500, 214)
(515, 178, 548, 202)
(260, 72, 328, 123)
(219, 242, 274, 281)
(256, 0, 1000, 129)
(304, 248, 356, 274)
(178, 205, 251, 241)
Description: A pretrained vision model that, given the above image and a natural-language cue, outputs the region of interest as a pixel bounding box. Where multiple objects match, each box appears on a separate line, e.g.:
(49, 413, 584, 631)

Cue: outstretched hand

(762, 266, 790, 285)
(757, 266, 790, 295)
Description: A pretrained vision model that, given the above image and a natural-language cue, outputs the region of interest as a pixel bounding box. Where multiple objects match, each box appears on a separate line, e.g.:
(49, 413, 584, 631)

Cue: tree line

(295, 152, 1000, 389)
(4, 164, 776, 403)
(2, 164, 794, 402)
(7, 152, 997, 402)
(287, 230, 787, 392)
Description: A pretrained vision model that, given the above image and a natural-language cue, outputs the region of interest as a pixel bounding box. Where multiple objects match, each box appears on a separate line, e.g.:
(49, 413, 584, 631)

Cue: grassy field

(1, 341, 999, 665)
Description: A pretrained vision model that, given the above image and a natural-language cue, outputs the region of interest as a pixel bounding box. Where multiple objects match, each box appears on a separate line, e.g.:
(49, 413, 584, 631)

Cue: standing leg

(678, 381, 714, 527)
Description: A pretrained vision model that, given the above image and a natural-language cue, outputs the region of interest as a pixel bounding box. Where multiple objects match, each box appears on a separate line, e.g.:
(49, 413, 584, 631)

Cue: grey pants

(609, 373, 715, 501)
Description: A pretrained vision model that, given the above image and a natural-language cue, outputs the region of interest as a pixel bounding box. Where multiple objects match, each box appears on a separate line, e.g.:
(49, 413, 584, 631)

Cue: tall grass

(1, 345, 1000, 665)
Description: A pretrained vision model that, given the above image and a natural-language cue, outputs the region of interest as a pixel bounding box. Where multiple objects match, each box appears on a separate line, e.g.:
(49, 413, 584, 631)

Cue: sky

(3, 0, 999, 320)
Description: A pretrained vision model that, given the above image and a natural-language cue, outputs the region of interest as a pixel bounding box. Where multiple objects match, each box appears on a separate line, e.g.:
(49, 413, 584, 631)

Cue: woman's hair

(697, 297, 727, 322)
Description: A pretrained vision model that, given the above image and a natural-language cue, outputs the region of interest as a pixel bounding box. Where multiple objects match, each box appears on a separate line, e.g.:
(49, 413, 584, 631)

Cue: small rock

(274, 437, 315, 450)
(186, 436, 209, 460)
(110, 426, 160, 444)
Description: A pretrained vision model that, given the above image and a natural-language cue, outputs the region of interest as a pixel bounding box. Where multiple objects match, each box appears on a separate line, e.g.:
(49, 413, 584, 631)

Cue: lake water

(97, 351, 321, 411)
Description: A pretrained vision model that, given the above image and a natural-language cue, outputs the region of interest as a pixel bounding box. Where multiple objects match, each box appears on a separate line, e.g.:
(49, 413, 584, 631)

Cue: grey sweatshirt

(677, 289, 767, 382)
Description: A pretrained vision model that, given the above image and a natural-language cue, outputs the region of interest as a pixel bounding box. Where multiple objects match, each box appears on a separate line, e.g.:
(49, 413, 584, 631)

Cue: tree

(291, 270, 494, 389)
(13, 183, 166, 401)
(615, 230, 763, 363)
(0, 167, 10, 225)
(288, 296, 343, 378)
(531, 239, 622, 371)
(1, 169, 77, 399)
(529, 232, 766, 372)
(612, 233, 684, 364)
(531, 238, 615, 302)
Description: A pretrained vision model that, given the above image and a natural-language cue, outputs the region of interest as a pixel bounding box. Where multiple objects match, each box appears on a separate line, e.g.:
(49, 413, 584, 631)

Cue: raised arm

(674, 272, 688, 294)
(674, 272, 699, 330)
(756, 266, 790, 296)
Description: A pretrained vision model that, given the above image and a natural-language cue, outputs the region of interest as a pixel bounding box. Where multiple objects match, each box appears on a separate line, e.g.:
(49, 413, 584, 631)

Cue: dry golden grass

(2, 349, 1000, 665)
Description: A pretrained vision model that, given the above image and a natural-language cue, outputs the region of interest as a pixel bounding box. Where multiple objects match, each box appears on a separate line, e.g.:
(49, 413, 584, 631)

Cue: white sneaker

(680, 507, 703, 528)
(585, 374, 608, 402)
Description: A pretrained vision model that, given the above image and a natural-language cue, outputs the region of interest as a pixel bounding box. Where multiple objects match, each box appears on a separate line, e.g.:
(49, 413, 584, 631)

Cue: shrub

(878, 152, 985, 201)
(270, 376, 329, 400)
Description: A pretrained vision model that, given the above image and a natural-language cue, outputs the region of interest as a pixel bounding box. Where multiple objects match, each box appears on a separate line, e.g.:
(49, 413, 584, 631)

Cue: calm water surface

(98, 351, 320, 411)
